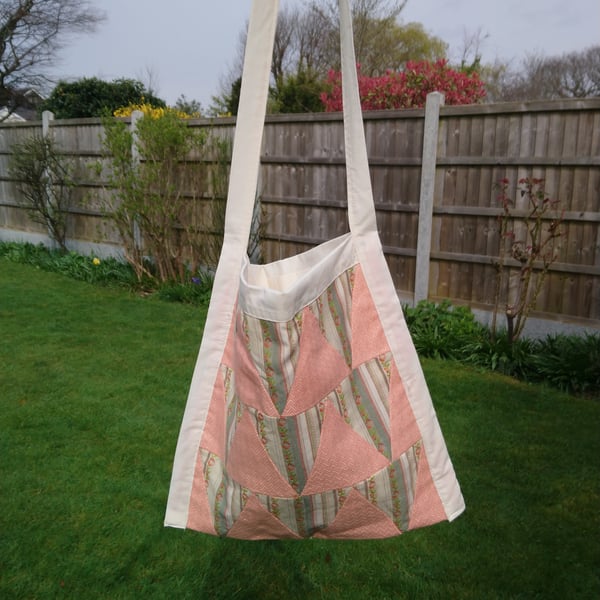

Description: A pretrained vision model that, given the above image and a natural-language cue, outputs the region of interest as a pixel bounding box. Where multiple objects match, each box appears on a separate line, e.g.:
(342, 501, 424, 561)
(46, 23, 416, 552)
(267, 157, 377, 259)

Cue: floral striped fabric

(185, 264, 448, 539)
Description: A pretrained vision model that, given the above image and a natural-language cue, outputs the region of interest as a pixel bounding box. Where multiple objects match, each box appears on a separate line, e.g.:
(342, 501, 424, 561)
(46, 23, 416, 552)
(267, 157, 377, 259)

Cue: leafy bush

(99, 110, 230, 283)
(0, 242, 137, 288)
(463, 330, 538, 380)
(270, 69, 327, 113)
(8, 135, 75, 252)
(0, 241, 49, 265)
(113, 103, 199, 119)
(403, 299, 598, 397)
(531, 334, 600, 396)
(322, 59, 486, 111)
(403, 300, 487, 360)
(0, 241, 215, 305)
(41, 77, 166, 119)
(155, 273, 213, 305)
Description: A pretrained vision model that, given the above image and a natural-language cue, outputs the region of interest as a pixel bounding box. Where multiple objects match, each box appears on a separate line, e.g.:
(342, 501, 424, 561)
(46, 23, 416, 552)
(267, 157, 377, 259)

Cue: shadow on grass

(200, 539, 319, 598)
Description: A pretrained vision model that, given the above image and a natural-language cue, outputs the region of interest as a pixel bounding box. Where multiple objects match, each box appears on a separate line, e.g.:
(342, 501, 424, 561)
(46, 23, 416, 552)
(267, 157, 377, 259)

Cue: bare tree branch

(0, 0, 105, 118)
(490, 45, 600, 101)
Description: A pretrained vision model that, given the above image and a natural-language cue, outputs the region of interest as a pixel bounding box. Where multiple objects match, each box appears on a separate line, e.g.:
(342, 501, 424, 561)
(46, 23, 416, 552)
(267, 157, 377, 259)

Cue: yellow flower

(113, 103, 198, 119)
(92, 257, 101, 266)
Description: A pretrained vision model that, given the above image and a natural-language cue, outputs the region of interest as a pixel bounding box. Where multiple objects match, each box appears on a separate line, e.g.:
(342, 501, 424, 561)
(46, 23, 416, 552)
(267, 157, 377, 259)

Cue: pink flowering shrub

(321, 59, 486, 111)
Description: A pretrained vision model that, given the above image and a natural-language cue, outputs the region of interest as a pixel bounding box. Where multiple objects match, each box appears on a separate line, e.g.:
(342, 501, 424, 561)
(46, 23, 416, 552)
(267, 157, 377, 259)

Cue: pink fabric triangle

(408, 447, 448, 530)
(186, 451, 217, 535)
(389, 362, 422, 460)
(226, 409, 297, 498)
(283, 308, 350, 417)
(313, 489, 401, 539)
(221, 313, 236, 368)
(200, 370, 226, 457)
(232, 323, 279, 417)
(227, 495, 302, 540)
(302, 400, 390, 495)
(350, 266, 390, 369)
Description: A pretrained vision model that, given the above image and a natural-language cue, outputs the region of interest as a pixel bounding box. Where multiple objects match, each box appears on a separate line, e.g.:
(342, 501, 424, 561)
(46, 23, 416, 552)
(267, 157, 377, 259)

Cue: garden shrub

(321, 59, 485, 111)
(8, 135, 75, 253)
(463, 330, 538, 380)
(99, 110, 230, 284)
(113, 103, 199, 120)
(492, 177, 564, 343)
(531, 333, 600, 396)
(0, 242, 137, 288)
(403, 299, 487, 361)
(402, 298, 598, 397)
(40, 77, 166, 119)
(155, 271, 214, 305)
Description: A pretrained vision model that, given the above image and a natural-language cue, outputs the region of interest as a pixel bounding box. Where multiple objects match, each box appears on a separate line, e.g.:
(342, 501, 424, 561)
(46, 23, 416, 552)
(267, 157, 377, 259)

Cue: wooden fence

(0, 96, 599, 327)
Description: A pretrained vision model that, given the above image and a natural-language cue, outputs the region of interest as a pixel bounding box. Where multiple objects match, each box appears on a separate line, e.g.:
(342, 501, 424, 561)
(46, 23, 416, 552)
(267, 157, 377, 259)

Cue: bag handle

(223, 0, 377, 252)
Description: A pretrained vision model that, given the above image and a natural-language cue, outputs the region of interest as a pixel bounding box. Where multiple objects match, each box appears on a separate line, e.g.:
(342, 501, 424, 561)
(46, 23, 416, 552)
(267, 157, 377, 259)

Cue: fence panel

(1, 98, 599, 325)
(429, 101, 600, 321)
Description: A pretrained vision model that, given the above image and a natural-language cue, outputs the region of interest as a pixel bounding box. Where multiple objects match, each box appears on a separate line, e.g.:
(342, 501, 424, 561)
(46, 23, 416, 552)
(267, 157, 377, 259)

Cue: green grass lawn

(1, 260, 599, 599)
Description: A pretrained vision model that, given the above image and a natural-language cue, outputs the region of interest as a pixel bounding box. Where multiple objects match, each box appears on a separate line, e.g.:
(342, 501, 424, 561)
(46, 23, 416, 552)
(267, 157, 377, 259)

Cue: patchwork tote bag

(165, 0, 465, 540)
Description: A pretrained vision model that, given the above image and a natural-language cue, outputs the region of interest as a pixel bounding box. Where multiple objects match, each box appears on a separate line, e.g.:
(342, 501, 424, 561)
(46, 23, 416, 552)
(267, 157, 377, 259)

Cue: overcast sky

(54, 0, 600, 109)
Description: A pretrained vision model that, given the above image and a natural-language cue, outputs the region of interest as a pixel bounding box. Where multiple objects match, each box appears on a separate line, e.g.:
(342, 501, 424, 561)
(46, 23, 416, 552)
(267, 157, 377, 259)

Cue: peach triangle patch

(350, 266, 390, 369)
(200, 370, 227, 457)
(220, 314, 236, 369)
(232, 324, 279, 417)
(408, 447, 448, 530)
(283, 308, 350, 417)
(226, 409, 297, 498)
(227, 496, 302, 540)
(302, 400, 390, 495)
(313, 489, 401, 539)
(186, 452, 217, 535)
(389, 362, 422, 461)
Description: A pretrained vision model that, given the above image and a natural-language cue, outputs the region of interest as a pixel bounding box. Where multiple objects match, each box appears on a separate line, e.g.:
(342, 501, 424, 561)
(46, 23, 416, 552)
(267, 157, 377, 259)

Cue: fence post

(42, 110, 54, 137)
(414, 92, 444, 305)
(130, 110, 143, 253)
(41, 110, 57, 249)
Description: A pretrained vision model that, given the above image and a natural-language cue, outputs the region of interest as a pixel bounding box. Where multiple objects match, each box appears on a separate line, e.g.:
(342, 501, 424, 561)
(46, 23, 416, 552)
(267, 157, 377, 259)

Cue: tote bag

(165, 0, 464, 540)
